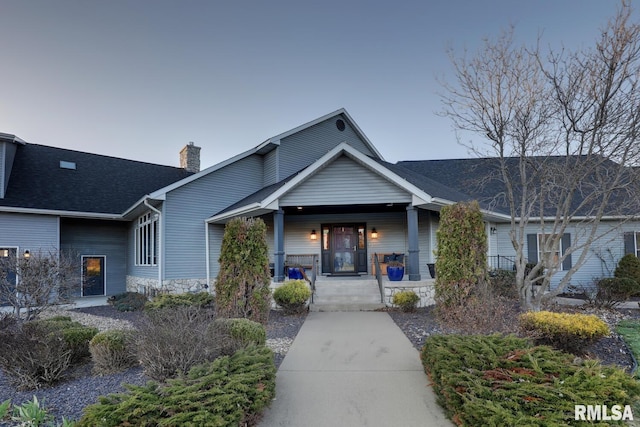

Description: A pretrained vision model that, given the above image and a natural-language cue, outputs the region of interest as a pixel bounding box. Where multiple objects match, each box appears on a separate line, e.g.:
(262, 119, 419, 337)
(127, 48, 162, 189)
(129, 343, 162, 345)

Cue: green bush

(212, 318, 266, 356)
(519, 311, 609, 355)
(90, 330, 137, 375)
(215, 217, 272, 325)
(595, 277, 640, 308)
(421, 334, 640, 426)
(33, 317, 98, 363)
(107, 291, 147, 312)
(392, 290, 420, 312)
(615, 253, 640, 288)
(273, 280, 311, 314)
(144, 291, 215, 312)
(435, 201, 488, 309)
(78, 346, 276, 427)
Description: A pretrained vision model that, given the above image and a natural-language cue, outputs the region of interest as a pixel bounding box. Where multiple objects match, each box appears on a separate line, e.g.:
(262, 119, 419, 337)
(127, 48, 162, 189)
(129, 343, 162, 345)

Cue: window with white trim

(624, 232, 640, 257)
(135, 212, 158, 266)
(538, 234, 562, 269)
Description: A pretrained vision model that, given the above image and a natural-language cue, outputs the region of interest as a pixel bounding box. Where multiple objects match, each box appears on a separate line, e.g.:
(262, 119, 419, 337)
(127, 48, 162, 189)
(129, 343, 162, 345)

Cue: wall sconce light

(310, 230, 317, 240)
(24, 249, 30, 259)
(371, 228, 378, 239)
(1, 249, 8, 257)
(490, 227, 497, 235)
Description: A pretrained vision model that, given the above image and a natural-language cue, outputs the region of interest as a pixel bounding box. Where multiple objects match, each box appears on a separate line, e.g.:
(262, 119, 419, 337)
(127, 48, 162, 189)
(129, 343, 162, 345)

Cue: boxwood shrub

(421, 334, 640, 426)
(33, 317, 98, 363)
(273, 280, 311, 314)
(107, 291, 148, 312)
(78, 345, 276, 427)
(90, 330, 137, 375)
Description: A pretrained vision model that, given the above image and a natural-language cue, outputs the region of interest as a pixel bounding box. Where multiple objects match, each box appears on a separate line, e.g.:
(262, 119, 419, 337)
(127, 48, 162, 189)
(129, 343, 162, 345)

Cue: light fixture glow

(371, 228, 378, 239)
(310, 230, 317, 240)
(24, 250, 30, 259)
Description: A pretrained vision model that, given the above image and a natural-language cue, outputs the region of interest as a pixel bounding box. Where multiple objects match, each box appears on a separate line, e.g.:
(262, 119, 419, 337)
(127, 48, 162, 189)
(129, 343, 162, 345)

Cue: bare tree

(0, 249, 79, 320)
(440, 2, 640, 311)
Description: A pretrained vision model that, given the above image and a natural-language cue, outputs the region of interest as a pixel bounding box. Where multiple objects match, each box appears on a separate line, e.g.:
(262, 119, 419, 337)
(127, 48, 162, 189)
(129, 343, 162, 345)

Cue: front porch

(270, 274, 436, 312)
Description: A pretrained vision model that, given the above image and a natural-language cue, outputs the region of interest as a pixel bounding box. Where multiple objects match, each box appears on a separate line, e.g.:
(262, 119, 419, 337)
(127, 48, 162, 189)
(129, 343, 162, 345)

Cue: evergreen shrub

(33, 317, 98, 363)
(144, 291, 214, 312)
(107, 291, 148, 312)
(212, 318, 266, 356)
(392, 290, 420, 312)
(90, 330, 137, 375)
(421, 334, 640, 426)
(78, 346, 276, 427)
(615, 253, 640, 288)
(273, 280, 311, 314)
(519, 311, 609, 354)
(215, 217, 271, 325)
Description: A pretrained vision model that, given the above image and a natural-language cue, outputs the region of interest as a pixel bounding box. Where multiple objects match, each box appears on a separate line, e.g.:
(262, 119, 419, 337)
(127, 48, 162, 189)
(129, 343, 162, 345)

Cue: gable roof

(207, 143, 511, 223)
(0, 143, 192, 217)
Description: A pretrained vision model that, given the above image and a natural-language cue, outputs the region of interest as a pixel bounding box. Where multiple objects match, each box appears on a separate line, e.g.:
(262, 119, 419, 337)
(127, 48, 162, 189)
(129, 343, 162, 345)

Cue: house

(0, 109, 637, 301)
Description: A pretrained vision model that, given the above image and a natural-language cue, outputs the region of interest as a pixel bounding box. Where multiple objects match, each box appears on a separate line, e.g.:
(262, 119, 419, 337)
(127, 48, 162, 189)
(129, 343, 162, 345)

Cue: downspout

(205, 220, 211, 293)
(144, 198, 162, 290)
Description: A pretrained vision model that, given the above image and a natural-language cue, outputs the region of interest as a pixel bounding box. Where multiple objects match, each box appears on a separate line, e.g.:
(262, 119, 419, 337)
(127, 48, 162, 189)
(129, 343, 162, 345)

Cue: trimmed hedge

(90, 330, 137, 375)
(33, 317, 98, 363)
(273, 280, 311, 314)
(78, 345, 276, 427)
(421, 334, 640, 426)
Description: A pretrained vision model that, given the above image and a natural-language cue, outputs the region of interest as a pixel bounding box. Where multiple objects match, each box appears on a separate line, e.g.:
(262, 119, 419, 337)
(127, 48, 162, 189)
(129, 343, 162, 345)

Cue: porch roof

(206, 143, 511, 224)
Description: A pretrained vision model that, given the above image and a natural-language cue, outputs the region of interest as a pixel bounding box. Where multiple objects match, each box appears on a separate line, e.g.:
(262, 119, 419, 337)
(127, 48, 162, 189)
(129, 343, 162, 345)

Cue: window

(624, 232, 640, 257)
(527, 233, 572, 271)
(135, 212, 158, 266)
(538, 234, 561, 269)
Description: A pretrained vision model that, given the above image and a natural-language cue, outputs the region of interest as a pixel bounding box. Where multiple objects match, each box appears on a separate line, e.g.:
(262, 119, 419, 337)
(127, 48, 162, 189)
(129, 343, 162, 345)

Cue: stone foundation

(384, 281, 435, 308)
(126, 276, 210, 297)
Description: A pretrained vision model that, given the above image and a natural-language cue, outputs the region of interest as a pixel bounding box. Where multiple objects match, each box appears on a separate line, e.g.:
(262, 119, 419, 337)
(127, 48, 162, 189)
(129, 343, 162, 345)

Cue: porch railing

(488, 255, 517, 272)
(373, 253, 384, 304)
(284, 254, 318, 304)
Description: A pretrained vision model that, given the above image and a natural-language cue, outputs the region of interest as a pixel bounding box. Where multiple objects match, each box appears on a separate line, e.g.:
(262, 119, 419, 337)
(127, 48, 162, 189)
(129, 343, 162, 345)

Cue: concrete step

(311, 278, 384, 311)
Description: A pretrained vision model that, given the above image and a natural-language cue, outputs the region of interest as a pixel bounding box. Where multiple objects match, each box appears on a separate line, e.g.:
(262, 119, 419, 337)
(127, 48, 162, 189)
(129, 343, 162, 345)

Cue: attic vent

(336, 119, 346, 131)
(60, 161, 76, 170)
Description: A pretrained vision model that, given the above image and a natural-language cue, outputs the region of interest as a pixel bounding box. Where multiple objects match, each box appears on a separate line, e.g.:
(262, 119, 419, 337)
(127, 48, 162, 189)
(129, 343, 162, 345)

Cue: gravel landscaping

(0, 299, 638, 424)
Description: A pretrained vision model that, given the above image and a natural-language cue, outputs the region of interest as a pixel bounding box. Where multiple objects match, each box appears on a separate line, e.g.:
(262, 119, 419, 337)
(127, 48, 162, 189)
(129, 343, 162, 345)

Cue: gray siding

(60, 219, 128, 296)
(0, 212, 59, 252)
(277, 114, 377, 181)
(280, 155, 411, 206)
(164, 154, 264, 280)
(263, 149, 278, 187)
(0, 142, 4, 198)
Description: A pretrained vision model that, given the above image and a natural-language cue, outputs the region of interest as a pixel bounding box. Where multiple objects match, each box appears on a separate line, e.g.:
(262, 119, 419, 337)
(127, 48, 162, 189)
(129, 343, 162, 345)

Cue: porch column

(406, 206, 421, 281)
(274, 209, 285, 282)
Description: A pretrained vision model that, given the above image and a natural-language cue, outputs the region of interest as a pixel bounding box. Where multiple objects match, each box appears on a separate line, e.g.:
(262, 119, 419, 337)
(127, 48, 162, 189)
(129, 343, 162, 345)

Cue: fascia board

(206, 203, 263, 223)
(0, 206, 125, 220)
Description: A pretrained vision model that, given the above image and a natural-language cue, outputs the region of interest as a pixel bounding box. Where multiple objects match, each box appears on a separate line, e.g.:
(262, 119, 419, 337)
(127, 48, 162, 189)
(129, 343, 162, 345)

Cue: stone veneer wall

(384, 282, 436, 308)
(126, 276, 210, 298)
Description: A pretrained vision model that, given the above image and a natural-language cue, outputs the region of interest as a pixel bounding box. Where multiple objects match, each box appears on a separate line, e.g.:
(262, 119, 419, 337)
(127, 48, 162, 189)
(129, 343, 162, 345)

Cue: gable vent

(59, 161, 76, 170)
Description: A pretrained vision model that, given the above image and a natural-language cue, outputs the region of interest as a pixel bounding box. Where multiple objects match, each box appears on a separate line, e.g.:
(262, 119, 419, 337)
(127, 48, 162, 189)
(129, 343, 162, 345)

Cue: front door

(321, 224, 368, 275)
(82, 256, 106, 296)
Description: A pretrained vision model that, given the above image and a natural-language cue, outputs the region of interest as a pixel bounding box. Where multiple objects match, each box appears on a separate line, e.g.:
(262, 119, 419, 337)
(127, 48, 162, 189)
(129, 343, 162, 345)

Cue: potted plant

(386, 260, 405, 281)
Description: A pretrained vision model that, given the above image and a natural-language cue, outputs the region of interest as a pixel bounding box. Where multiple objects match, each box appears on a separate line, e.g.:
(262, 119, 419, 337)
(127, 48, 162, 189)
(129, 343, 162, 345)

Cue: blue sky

(0, 0, 626, 169)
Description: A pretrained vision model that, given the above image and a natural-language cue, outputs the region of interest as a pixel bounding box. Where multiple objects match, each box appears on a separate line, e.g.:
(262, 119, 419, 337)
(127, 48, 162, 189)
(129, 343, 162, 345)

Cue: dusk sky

(0, 1, 628, 169)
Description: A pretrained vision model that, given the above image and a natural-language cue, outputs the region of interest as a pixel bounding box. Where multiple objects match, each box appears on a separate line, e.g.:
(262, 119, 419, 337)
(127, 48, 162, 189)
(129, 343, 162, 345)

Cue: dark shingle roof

(0, 143, 193, 215)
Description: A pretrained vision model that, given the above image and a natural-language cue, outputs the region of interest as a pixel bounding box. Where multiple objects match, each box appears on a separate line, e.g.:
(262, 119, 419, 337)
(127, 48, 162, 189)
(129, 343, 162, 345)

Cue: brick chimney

(180, 142, 201, 173)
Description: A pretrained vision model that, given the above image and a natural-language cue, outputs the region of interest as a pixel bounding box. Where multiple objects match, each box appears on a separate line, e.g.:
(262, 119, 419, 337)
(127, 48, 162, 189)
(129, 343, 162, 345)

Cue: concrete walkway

(259, 312, 452, 427)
